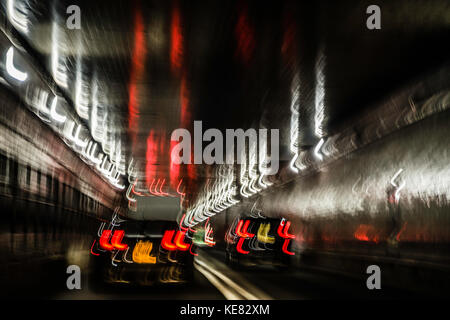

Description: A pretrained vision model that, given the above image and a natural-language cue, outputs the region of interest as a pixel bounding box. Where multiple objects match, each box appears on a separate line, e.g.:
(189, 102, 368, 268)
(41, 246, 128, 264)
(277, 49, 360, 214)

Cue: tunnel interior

(0, 0, 449, 300)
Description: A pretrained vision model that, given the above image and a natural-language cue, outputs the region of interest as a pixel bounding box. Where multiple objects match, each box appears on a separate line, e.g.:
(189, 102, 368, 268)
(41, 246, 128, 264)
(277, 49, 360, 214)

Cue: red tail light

(111, 230, 128, 250)
(236, 237, 250, 254)
(236, 220, 254, 238)
(174, 231, 190, 251)
(99, 230, 114, 250)
(189, 244, 198, 256)
(241, 220, 254, 238)
(282, 239, 295, 255)
(277, 220, 295, 239)
(90, 240, 100, 256)
(179, 214, 188, 232)
(278, 220, 295, 255)
(235, 220, 245, 237)
(162, 230, 177, 251)
(235, 220, 255, 254)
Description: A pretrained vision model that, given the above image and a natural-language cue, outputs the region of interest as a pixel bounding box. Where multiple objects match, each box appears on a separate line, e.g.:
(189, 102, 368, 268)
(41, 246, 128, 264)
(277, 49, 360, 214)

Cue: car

(225, 216, 295, 270)
(92, 219, 195, 286)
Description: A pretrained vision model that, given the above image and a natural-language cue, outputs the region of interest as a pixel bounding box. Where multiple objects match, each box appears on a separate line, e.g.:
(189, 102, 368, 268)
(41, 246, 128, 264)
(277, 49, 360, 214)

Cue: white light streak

(314, 138, 324, 160)
(7, 0, 28, 34)
(50, 96, 67, 123)
(5, 47, 28, 81)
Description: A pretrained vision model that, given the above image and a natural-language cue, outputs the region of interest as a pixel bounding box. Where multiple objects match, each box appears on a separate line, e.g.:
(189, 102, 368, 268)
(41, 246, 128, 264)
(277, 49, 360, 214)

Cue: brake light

(282, 239, 295, 255)
(189, 244, 198, 256)
(236, 237, 250, 254)
(236, 220, 254, 238)
(278, 219, 295, 255)
(179, 214, 190, 233)
(174, 231, 190, 251)
(235, 220, 245, 237)
(235, 220, 255, 254)
(278, 220, 295, 239)
(99, 230, 114, 250)
(162, 230, 177, 251)
(242, 220, 254, 237)
(111, 230, 128, 250)
(90, 239, 100, 256)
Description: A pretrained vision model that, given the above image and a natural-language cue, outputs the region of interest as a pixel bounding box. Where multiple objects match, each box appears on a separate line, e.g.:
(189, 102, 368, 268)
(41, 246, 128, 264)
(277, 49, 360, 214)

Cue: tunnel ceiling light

(314, 138, 324, 160)
(6, 47, 28, 81)
(50, 96, 67, 123)
(7, 0, 28, 34)
(3, 42, 126, 191)
(390, 168, 404, 187)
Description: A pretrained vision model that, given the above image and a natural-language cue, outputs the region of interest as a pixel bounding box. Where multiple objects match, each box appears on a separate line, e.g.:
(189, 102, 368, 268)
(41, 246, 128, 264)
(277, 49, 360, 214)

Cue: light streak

(50, 96, 67, 123)
(5, 47, 28, 81)
(314, 138, 324, 160)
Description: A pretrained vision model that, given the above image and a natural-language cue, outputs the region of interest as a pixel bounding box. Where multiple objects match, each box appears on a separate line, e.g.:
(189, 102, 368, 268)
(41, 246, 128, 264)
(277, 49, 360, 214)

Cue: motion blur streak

(5, 46, 27, 81)
(99, 230, 114, 251)
(132, 241, 156, 264)
(0, 0, 449, 300)
(111, 230, 128, 250)
(161, 230, 177, 251)
(128, 0, 147, 148)
(174, 231, 190, 251)
(7, 0, 28, 33)
(170, 0, 183, 74)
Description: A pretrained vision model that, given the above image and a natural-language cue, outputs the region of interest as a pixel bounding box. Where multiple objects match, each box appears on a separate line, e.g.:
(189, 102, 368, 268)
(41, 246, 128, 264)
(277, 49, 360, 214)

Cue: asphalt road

(2, 249, 430, 300)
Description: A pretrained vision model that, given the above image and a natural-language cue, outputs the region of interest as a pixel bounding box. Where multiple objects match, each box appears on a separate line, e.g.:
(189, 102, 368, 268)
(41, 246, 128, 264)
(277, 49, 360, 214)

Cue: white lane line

(194, 262, 244, 300)
(195, 258, 272, 300)
(196, 252, 273, 300)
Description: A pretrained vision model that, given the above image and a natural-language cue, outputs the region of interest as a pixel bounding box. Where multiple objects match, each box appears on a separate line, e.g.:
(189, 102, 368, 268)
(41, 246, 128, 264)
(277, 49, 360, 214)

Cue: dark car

(225, 216, 295, 270)
(92, 220, 195, 286)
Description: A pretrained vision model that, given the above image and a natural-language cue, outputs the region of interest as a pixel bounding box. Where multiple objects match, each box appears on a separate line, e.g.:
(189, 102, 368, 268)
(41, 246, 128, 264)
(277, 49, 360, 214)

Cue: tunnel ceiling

(1, 0, 449, 221)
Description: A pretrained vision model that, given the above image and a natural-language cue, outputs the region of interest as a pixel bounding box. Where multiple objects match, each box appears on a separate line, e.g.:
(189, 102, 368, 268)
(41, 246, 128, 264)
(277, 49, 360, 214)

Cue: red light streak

(176, 179, 186, 197)
(277, 220, 295, 239)
(174, 231, 190, 251)
(189, 244, 198, 256)
(235, 220, 254, 254)
(354, 224, 379, 243)
(148, 178, 157, 195)
(159, 178, 169, 196)
(241, 220, 254, 238)
(161, 230, 177, 251)
(235, 220, 245, 237)
(99, 230, 114, 251)
(282, 239, 295, 255)
(145, 130, 158, 187)
(90, 239, 100, 256)
(170, 1, 183, 74)
(234, 2, 255, 66)
(179, 214, 188, 232)
(131, 179, 143, 196)
(154, 178, 161, 195)
(236, 220, 255, 238)
(278, 220, 295, 255)
(236, 237, 250, 254)
(128, 1, 147, 148)
(111, 230, 128, 251)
